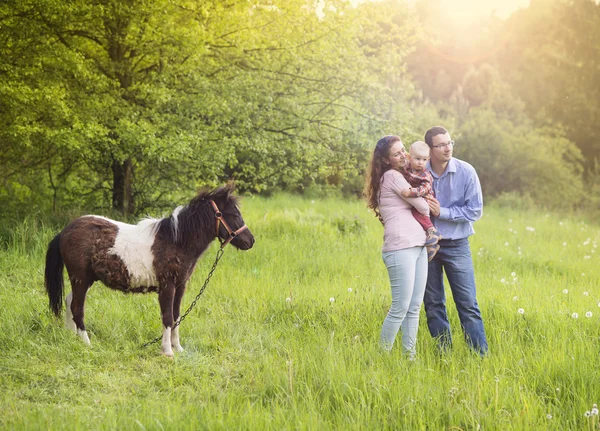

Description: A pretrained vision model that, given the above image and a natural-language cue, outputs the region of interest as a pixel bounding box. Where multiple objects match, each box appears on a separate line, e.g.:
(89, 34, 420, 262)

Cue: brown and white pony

(44, 185, 254, 356)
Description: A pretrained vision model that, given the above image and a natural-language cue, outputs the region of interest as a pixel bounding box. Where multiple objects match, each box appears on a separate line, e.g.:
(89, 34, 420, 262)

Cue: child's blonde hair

(410, 141, 430, 156)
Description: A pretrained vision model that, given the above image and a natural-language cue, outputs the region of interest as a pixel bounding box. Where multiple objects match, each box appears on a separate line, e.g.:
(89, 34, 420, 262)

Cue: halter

(209, 200, 248, 248)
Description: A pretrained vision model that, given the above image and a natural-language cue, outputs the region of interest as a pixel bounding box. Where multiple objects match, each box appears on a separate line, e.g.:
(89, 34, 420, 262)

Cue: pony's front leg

(158, 284, 176, 357)
(171, 284, 187, 353)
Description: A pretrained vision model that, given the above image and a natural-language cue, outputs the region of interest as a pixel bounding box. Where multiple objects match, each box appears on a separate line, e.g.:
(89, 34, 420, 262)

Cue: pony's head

(201, 184, 254, 250)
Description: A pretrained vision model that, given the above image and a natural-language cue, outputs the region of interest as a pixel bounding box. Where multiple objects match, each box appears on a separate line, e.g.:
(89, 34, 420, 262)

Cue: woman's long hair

(364, 135, 402, 218)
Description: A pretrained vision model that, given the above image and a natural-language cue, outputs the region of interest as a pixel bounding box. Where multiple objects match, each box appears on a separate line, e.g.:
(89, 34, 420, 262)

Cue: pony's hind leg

(67, 277, 93, 345)
(65, 292, 77, 332)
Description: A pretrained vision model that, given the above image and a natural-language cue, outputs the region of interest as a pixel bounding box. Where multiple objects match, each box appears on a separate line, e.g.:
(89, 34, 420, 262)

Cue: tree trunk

(112, 158, 134, 215)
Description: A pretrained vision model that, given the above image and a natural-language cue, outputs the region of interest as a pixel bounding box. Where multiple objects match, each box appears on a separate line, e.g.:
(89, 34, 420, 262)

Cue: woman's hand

(400, 189, 411, 198)
(425, 196, 441, 217)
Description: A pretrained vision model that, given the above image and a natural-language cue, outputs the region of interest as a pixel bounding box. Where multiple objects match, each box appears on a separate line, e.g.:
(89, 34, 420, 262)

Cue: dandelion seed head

(563, 289, 569, 294)
(586, 311, 592, 318)
(513, 296, 518, 301)
(518, 308, 525, 314)
(559, 221, 564, 226)
(504, 242, 509, 246)
(584, 256, 591, 260)
(585, 411, 591, 417)
(526, 226, 535, 232)
(498, 257, 502, 261)
(500, 278, 506, 283)
(511, 272, 516, 277)
(329, 297, 335, 303)
(347, 288, 352, 293)
(572, 312, 579, 319)
(591, 407, 599, 415)
(563, 242, 567, 246)
(546, 414, 553, 419)
(286, 297, 291, 303)
(583, 291, 589, 296)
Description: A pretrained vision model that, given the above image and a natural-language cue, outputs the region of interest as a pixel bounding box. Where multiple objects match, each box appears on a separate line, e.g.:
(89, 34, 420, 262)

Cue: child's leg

(411, 207, 433, 231)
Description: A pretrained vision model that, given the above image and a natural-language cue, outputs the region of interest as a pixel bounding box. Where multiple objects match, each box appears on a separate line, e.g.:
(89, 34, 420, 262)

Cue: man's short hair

(424, 126, 448, 147)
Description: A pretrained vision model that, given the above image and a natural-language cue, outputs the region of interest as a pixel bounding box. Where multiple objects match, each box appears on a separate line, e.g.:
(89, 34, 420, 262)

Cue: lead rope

(141, 245, 225, 349)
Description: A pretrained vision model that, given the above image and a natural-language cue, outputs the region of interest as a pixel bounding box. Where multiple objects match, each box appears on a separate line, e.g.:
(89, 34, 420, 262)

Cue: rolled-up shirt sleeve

(438, 172, 483, 222)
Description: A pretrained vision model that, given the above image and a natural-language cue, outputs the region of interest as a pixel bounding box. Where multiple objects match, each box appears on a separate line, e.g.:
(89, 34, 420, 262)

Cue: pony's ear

(223, 181, 236, 195)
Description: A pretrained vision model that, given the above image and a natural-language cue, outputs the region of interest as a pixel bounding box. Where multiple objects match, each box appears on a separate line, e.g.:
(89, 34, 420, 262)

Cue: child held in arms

(400, 141, 442, 260)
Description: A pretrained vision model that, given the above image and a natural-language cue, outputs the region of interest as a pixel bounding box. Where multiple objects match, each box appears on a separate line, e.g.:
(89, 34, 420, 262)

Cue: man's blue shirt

(426, 158, 483, 240)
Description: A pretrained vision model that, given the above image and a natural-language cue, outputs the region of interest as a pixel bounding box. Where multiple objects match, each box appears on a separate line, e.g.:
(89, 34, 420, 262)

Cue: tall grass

(0, 195, 599, 430)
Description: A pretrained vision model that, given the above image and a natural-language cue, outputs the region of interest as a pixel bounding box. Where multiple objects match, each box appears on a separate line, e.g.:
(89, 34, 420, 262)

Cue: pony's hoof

(172, 345, 184, 353)
(161, 350, 174, 358)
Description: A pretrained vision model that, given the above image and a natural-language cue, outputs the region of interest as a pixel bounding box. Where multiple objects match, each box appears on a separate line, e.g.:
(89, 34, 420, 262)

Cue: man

(422, 126, 488, 355)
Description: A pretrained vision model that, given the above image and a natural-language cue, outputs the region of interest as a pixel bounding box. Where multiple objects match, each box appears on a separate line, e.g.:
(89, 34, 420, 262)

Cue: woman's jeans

(380, 246, 428, 356)
(423, 238, 488, 355)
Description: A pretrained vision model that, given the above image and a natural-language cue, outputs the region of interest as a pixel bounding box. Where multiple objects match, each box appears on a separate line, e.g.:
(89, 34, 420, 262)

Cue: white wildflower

(572, 313, 579, 319)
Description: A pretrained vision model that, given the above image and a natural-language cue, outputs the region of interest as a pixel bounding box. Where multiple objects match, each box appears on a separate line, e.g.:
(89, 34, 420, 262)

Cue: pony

(44, 184, 254, 356)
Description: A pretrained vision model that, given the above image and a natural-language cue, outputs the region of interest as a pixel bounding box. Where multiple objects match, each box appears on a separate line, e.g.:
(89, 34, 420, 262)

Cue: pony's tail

(45, 233, 64, 317)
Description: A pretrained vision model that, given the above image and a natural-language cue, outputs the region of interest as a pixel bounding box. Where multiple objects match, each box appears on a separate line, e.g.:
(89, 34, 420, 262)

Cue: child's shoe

(425, 228, 442, 246)
(427, 243, 440, 261)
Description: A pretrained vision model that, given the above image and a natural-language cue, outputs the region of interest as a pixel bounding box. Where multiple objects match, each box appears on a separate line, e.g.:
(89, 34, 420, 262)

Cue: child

(400, 141, 442, 261)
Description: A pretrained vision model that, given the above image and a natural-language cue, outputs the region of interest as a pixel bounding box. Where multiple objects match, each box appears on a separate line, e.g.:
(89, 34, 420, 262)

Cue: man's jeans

(423, 238, 488, 355)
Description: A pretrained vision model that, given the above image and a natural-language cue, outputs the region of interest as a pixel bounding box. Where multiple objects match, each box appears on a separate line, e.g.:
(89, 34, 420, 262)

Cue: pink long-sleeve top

(378, 169, 429, 252)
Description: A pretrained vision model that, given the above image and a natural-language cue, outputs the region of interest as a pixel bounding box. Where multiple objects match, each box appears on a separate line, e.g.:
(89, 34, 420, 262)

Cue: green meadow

(1, 195, 599, 430)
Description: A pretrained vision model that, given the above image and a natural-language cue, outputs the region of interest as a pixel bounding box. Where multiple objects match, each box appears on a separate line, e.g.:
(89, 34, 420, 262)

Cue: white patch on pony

(171, 325, 184, 352)
(65, 292, 77, 332)
(77, 328, 91, 345)
(89, 216, 159, 288)
(171, 205, 184, 241)
(162, 326, 174, 357)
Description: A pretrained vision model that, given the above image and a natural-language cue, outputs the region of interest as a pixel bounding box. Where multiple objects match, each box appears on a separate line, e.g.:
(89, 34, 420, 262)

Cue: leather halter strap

(209, 200, 248, 248)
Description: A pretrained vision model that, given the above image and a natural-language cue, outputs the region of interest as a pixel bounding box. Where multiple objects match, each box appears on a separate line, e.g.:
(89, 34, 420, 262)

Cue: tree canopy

(1, 0, 598, 216)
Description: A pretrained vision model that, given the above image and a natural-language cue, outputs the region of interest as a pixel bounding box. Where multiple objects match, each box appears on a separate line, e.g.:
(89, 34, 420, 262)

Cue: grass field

(1, 195, 599, 430)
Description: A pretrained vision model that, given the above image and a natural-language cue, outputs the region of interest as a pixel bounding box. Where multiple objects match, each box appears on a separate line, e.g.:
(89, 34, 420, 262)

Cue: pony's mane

(154, 185, 238, 248)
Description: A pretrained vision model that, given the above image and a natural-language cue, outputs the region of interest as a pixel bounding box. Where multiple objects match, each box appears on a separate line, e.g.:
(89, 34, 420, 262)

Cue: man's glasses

(432, 140, 455, 149)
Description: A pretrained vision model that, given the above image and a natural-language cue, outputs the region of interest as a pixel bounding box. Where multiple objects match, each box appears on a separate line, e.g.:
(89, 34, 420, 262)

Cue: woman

(365, 135, 429, 357)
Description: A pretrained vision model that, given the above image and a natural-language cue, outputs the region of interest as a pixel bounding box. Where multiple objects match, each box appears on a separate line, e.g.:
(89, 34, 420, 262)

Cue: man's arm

(437, 170, 483, 223)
